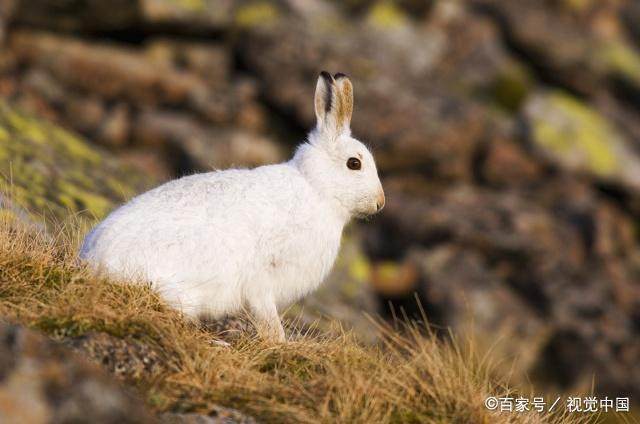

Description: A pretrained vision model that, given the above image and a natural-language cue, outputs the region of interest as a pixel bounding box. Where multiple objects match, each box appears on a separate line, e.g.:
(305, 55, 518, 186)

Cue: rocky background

(1, 0, 640, 407)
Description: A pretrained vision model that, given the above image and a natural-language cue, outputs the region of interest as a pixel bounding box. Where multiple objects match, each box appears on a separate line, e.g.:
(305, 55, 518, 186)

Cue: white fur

(80, 73, 384, 341)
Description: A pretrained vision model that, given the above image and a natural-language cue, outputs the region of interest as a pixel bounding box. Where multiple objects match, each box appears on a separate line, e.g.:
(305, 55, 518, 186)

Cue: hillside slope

(0, 216, 590, 423)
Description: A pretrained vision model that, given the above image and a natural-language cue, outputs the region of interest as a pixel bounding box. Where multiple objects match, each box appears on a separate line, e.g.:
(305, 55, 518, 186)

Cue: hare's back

(81, 165, 309, 276)
(123, 164, 305, 221)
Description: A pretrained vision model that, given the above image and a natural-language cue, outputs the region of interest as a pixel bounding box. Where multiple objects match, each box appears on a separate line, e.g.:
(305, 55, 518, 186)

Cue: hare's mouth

(353, 206, 381, 219)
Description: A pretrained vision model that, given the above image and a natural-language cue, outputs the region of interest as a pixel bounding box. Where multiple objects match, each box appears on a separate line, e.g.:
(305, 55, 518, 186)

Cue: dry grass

(0, 216, 595, 424)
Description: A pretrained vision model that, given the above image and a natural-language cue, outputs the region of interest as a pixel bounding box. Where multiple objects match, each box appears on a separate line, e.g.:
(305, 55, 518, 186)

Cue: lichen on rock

(524, 91, 640, 189)
(594, 40, 640, 88)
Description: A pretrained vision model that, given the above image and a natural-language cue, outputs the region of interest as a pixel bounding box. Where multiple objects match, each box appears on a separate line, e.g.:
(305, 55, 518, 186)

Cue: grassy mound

(0, 216, 590, 423)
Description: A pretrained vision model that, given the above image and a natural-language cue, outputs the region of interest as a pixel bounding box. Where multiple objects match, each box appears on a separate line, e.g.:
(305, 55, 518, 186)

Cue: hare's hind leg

(247, 293, 285, 342)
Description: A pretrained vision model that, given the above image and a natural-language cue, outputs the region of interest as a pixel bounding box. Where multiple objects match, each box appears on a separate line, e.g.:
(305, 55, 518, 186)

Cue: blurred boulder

(9, 31, 205, 106)
(523, 90, 640, 190)
(133, 110, 285, 170)
(408, 243, 550, 374)
(0, 322, 153, 423)
(145, 40, 231, 87)
(479, 132, 543, 187)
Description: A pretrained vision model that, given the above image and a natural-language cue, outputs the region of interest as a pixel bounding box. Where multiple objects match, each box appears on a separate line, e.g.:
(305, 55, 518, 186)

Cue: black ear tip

(334, 72, 348, 80)
(319, 71, 334, 85)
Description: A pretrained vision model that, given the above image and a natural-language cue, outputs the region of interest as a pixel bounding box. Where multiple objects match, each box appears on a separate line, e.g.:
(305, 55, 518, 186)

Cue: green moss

(34, 316, 90, 338)
(51, 126, 102, 165)
(367, 1, 408, 28)
(33, 315, 159, 340)
(234, 2, 279, 28)
(491, 62, 533, 112)
(105, 176, 137, 199)
(56, 180, 113, 218)
(2, 105, 48, 145)
(0, 124, 9, 141)
(528, 91, 620, 177)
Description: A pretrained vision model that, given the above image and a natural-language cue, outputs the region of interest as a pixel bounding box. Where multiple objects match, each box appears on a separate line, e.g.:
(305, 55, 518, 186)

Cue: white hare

(80, 72, 385, 341)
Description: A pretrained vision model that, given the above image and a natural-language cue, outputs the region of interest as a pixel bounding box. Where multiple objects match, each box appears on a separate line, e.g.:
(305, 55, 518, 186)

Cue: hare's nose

(376, 189, 385, 212)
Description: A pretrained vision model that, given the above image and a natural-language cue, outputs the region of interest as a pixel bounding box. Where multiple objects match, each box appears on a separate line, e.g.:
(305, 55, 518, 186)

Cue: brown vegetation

(0, 215, 593, 424)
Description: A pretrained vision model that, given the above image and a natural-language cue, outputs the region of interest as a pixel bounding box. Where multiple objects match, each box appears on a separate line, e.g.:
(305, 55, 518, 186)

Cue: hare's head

(294, 72, 385, 219)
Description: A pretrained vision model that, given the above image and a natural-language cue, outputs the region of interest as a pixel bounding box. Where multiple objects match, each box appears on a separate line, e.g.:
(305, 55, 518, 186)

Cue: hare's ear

(314, 71, 352, 139)
(315, 71, 335, 129)
(333, 73, 353, 131)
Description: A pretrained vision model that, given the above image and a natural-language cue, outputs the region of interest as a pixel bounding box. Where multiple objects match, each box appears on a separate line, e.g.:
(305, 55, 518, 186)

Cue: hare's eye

(347, 157, 361, 170)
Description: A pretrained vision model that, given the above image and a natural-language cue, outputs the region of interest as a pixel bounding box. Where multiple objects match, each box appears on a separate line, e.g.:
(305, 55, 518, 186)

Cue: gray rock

(0, 322, 153, 423)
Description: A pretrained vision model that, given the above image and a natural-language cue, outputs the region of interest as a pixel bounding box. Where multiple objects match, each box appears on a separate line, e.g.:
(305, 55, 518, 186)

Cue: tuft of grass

(0, 216, 593, 423)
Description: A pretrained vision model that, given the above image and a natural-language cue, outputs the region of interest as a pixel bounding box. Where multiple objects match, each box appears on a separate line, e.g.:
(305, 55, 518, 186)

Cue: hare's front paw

(247, 295, 286, 343)
(260, 322, 285, 343)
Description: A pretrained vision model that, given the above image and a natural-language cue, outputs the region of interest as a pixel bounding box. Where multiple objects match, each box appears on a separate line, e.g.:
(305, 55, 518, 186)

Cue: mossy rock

(491, 61, 534, 112)
(141, 0, 236, 31)
(593, 40, 640, 89)
(0, 101, 152, 224)
(524, 91, 640, 189)
(366, 1, 409, 29)
(234, 1, 280, 28)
